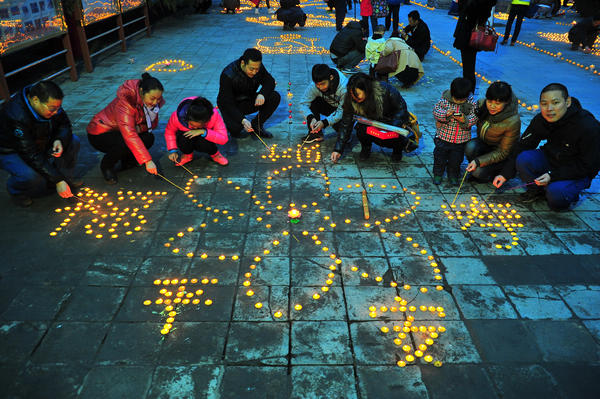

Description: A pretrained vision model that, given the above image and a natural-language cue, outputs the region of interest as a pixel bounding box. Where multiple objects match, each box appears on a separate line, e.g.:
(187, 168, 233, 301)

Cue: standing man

(0, 81, 79, 207)
(217, 48, 281, 138)
(335, 0, 353, 31)
(300, 64, 348, 143)
(493, 83, 600, 210)
(401, 10, 431, 61)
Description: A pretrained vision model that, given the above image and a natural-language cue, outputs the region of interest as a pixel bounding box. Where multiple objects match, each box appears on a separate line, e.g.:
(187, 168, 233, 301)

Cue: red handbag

(469, 23, 498, 52)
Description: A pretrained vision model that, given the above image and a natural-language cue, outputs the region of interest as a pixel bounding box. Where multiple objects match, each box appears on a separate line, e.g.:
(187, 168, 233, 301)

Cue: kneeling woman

(331, 73, 411, 163)
(465, 81, 521, 181)
(165, 97, 229, 166)
(87, 73, 164, 184)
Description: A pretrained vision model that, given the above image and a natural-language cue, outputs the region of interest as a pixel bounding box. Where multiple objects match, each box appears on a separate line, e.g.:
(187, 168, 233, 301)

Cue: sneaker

(177, 153, 193, 166)
(433, 175, 442, 185)
(10, 193, 32, 207)
(254, 7, 259, 14)
(519, 188, 544, 203)
(359, 148, 371, 161)
(101, 166, 118, 185)
(340, 67, 357, 74)
(211, 152, 229, 166)
(301, 132, 324, 144)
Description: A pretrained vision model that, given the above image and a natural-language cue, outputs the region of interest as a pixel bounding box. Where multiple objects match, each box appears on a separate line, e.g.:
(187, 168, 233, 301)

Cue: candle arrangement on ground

(145, 59, 194, 73)
(50, 187, 166, 239)
(255, 33, 329, 55)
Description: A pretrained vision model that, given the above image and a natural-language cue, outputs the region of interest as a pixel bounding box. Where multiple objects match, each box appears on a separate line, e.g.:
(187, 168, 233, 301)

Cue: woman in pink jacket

(165, 97, 229, 166)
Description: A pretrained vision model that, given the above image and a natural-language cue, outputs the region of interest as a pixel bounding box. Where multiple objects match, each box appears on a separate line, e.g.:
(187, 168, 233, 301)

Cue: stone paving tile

(220, 366, 291, 399)
(291, 321, 352, 365)
(452, 285, 518, 319)
(555, 231, 600, 255)
(345, 286, 405, 322)
(425, 231, 481, 257)
(440, 257, 496, 285)
(544, 364, 600, 399)
(523, 320, 600, 362)
(1, 286, 71, 321)
(390, 255, 439, 286)
(290, 287, 346, 321)
(78, 366, 153, 399)
(188, 257, 240, 286)
(290, 256, 332, 286)
(485, 365, 559, 399)
(57, 286, 127, 322)
(583, 320, 600, 343)
(381, 232, 428, 257)
(225, 322, 289, 365)
(504, 285, 573, 320)
(83, 255, 143, 286)
(536, 211, 591, 232)
(158, 322, 228, 365)
(32, 322, 110, 364)
(335, 232, 385, 257)
(466, 231, 528, 256)
(0, 321, 48, 363)
(574, 211, 600, 231)
(517, 231, 572, 255)
(6, 364, 90, 399)
(96, 322, 163, 365)
(482, 256, 551, 285)
(557, 285, 600, 319)
(233, 285, 289, 322)
(290, 366, 357, 399)
(357, 365, 429, 399)
(465, 320, 544, 363)
(146, 365, 223, 399)
(419, 364, 499, 399)
(412, 320, 481, 364)
(133, 257, 192, 285)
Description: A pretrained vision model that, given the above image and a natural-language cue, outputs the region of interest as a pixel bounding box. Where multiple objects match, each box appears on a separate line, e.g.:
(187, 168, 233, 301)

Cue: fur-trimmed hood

(351, 81, 385, 120)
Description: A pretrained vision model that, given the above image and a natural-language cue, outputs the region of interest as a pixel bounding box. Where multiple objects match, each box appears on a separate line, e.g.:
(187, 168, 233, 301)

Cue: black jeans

(309, 96, 340, 131)
(356, 123, 407, 154)
(433, 137, 466, 178)
(361, 15, 378, 37)
(177, 134, 218, 156)
(394, 66, 419, 87)
(460, 47, 477, 92)
(385, 5, 400, 33)
(464, 138, 506, 181)
(504, 4, 528, 43)
(220, 91, 281, 136)
(88, 130, 154, 170)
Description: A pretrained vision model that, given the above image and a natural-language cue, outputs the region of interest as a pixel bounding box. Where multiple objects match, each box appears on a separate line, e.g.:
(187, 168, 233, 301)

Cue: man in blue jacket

(494, 83, 600, 210)
(217, 48, 281, 138)
(0, 81, 79, 207)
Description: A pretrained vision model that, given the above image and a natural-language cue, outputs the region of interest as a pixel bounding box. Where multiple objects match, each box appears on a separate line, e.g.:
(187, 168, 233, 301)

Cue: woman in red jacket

(165, 97, 229, 166)
(87, 73, 164, 184)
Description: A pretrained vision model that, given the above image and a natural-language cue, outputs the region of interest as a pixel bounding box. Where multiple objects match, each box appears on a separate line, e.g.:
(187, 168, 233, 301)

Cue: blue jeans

(0, 135, 80, 197)
(516, 149, 591, 210)
(464, 138, 506, 181)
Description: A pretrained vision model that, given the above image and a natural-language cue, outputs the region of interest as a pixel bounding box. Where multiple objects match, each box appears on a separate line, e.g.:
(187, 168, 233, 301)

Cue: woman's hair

(343, 72, 378, 117)
(477, 81, 512, 119)
(186, 97, 214, 123)
(140, 72, 164, 94)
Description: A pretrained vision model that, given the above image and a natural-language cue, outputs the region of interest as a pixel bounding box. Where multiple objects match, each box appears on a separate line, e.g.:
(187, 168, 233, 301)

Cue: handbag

(374, 51, 401, 74)
(469, 23, 499, 52)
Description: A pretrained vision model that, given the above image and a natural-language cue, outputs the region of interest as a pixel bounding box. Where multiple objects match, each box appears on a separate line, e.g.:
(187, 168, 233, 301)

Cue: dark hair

(408, 10, 420, 20)
(477, 81, 513, 119)
(241, 48, 262, 64)
(140, 72, 164, 94)
(186, 97, 214, 123)
(450, 77, 472, 100)
(541, 83, 569, 100)
(312, 64, 332, 83)
(29, 81, 63, 102)
(343, 72, 378, 117)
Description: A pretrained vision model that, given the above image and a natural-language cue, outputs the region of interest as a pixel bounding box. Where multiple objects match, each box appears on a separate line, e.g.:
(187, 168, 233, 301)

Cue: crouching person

(165, 97, 229, 167)
(276, 0, 307, 30)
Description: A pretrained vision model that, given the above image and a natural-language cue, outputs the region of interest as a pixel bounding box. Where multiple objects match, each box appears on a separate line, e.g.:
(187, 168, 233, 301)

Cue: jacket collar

(22, 86, 48, 122)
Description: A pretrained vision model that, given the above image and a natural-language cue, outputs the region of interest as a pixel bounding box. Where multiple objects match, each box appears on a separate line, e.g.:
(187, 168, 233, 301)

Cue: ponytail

(140, 72, 164, 94)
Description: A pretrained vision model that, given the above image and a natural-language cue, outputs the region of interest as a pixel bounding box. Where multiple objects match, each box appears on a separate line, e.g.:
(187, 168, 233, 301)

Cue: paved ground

(1, 1, 600, 398)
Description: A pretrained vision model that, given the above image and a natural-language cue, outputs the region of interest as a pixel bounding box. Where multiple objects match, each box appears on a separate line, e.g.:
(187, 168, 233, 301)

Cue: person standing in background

(501, 0, 531, 46)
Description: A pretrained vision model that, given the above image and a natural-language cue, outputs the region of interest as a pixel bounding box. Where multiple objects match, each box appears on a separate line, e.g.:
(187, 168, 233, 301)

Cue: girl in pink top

(165, 97, 229, 166)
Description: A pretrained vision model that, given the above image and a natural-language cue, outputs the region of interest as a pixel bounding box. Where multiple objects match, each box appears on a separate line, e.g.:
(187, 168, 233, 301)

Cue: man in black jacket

(568, 14, 600, 53)
(217, 48, 281, 138)
(0, 81, 79, 207)
(329, 21, 366, 72)
(401, 10, 431, 61)
(493, 83, 600, 210)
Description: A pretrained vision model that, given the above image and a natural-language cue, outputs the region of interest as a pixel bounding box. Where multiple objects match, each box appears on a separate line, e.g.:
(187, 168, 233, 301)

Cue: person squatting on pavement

(275, 0, 307, 30)
(0, 81, 80, 207)
(330, 21, 367, 72)
(494, 83, 600, 211)
(217, 48, 281, 139)
(164, 96, 229, 167)
(464, 81, 521, 183)
(300, 64, 348, 144)
(87, 73, 164, 185)
(331, 72, 412, 163)
(568, 13, 600, 54)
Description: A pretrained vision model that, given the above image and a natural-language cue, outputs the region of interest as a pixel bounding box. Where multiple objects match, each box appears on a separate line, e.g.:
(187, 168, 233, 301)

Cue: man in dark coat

(276, 0, 307, 30)
(401, 10, 431, 61)
(217, 48, 281, 138)
(453, 0, 497, 90)
(0, 81, 79, 207)
(493, 83, 600, 210)
(330, 21, 366, 72)
(568, 14, 600, 53)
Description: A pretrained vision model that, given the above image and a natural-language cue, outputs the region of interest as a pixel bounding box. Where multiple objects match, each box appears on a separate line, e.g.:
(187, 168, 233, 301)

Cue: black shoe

(120, 158, 137, 171)
(10, 193, 32, 207)
(101, 166, 118, 185)
(501, 39, 508, 45)
(301, 132, 324, 144)
(570, 43, 579, 51)
(391, 152, 403, 162)
(359, 148, 371, 161)
(519, 188, 544, 203)
(448, 177, 459, 186)
(509, 42, 516, 46)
